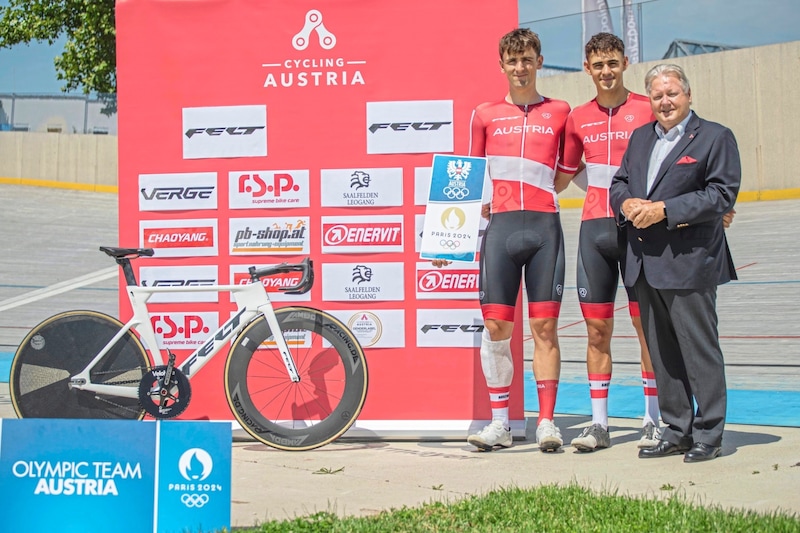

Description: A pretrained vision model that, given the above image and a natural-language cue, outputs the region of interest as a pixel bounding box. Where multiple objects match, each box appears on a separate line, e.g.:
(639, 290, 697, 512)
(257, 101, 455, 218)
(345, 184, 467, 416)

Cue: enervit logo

(321, 215, 403, 253)
(416, 309, 484, 348)
(261, 9, 366, 89)
(179, 448, 213, 481)
(416, 263, 479, 300)
(229, 217, 310, 255)
(321, 262, 404, 301)
(366, 100, 453, 154)
(229, 265, 310, 302)
(292, 9, 336, 50)
(151, 312, 218, 349)
(140, 219, 218, 258)
(320, 167, 402, 207)
(139, 172, 217, 211)
(139, 265, 219, 303)
(182, 105, 267, 159)
(229, 170, 310, 209)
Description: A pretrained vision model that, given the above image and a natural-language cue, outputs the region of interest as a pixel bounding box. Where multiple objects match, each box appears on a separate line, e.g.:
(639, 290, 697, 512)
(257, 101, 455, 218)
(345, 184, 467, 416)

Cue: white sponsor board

(326, 309, 405, 348)
(139, 265, 219, 303)
(139, 172, 218, 211)
(228, 264, 311, 302)
(320, 167, 403, 207)
(321, 215, 403, 254)
(229, 217, 310, 255)
(229, 170, 310, 209)
(182, 105, 267, 159)
(416, 308, 484, 348)
(139, 218, 218, 258)
(321, 262, 405, 301)
(415, 261, 479, 300)
(150, 311, 219, 349)
(366, 100, 453, 154)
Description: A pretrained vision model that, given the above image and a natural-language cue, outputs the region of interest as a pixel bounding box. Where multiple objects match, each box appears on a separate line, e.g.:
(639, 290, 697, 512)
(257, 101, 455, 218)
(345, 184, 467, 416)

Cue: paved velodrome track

(1, 184, 799, 524)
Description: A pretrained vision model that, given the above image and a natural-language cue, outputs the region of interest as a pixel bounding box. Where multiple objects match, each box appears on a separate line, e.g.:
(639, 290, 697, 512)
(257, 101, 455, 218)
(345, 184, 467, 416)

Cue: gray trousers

(634, 273, 727, 447)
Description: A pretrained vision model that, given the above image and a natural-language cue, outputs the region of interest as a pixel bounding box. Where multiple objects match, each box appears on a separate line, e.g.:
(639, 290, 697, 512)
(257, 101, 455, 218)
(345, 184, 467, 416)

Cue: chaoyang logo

(261, 9, 366, 89)
(366, 100, 454, 154)
(321, 215, 403, 253)
(229, 170, 310, 209)
(183, 105, 267, 159)
(229, 266, 310, 302)
(151, 312, 218, 349)
(416, 264, 479, 300)
(140, 219, 218, 258)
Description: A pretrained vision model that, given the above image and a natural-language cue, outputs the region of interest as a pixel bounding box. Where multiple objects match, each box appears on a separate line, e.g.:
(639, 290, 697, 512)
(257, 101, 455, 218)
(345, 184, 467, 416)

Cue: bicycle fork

(259, 306, 301, 383)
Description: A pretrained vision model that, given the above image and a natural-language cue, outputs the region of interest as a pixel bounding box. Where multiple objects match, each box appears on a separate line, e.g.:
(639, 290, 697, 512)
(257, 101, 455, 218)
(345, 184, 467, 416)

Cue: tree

(0, 0, 116, 95)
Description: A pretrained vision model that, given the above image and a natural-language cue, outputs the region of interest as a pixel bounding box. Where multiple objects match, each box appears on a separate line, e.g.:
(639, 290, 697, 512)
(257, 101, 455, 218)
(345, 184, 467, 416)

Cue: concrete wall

(0, 40, 798, 200)
(0, 131, 118, 191)
(539, 40, 800, 202)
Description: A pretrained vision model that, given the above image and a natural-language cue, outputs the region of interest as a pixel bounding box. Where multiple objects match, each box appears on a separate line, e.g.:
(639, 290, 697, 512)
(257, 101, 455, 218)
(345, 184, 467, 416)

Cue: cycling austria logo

(170, 448, 221, 508)
(261, 9, 366, 88)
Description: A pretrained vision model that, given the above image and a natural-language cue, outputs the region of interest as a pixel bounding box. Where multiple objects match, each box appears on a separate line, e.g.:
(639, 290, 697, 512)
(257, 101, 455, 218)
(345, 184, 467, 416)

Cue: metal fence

(0, 93, 117, 135)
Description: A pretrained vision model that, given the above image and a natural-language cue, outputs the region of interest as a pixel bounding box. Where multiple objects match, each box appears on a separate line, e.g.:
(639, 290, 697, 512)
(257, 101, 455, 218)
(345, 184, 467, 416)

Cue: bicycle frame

(68, 281, 300, 399)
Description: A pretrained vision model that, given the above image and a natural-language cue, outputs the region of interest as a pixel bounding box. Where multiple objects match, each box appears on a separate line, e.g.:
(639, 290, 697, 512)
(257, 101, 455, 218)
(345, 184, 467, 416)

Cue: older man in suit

(609, 63, 740, 462)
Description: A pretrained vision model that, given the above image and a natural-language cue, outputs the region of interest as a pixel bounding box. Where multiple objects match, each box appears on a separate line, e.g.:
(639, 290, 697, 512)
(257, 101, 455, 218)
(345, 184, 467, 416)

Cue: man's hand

(431, 259, 452, 268)
(723, 209, 736, 229)
(481, 203, 491, 220)
(624, 198, 667, 229)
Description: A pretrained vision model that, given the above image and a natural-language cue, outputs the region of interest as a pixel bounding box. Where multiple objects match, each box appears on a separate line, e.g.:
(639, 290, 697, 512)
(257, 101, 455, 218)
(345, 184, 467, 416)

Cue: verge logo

(139, 172, 218, 211)
(182, 105, 267, 159)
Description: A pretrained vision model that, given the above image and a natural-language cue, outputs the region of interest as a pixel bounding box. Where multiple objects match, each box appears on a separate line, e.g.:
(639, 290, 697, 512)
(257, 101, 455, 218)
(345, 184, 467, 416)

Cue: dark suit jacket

(609, 112, 740, 290)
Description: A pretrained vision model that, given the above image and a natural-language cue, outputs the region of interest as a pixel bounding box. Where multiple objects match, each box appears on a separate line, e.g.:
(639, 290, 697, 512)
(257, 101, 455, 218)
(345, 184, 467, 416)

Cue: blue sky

(1, 0, 799, 93)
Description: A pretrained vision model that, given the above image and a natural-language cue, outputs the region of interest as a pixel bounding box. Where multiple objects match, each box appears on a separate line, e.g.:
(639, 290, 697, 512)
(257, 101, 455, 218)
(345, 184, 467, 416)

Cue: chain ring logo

(292, 9, 336, 50)
(178, 448, 213, 481)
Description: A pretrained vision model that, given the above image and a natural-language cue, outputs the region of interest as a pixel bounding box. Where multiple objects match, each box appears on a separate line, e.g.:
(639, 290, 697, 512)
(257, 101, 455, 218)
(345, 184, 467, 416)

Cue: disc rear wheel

(10, 311, 149, 419)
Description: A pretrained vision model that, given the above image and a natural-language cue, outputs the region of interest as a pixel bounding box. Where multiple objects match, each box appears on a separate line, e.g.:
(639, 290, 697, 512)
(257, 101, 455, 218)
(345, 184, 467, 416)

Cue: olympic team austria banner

(115, 0, 524, 437)
(0, 418, 231, 533)
(421, 155, 487, 263)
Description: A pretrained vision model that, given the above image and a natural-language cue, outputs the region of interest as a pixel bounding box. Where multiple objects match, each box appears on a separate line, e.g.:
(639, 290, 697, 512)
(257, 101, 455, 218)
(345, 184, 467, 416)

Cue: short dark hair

(585, 32, 624, 60)
(499, 28, 542, 59)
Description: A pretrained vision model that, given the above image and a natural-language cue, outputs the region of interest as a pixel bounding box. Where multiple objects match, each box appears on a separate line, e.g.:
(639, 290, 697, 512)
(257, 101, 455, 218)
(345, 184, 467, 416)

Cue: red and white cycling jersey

(559, 92, 653, 220)
(470, 97, 570, 214)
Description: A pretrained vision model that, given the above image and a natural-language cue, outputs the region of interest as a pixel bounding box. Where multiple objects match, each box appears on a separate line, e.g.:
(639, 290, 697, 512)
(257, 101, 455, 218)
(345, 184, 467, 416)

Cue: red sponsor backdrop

(116, 0, 523, 433)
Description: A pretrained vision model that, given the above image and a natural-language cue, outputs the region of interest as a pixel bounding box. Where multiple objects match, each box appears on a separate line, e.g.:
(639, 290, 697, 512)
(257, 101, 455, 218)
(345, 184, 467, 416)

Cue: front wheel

(10, 311, 149, 419)
(225, 306, 368, 451)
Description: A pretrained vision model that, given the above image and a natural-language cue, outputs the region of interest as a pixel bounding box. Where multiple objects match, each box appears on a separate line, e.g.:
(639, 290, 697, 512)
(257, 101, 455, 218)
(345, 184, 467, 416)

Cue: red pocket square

(677, 156, 697, 164)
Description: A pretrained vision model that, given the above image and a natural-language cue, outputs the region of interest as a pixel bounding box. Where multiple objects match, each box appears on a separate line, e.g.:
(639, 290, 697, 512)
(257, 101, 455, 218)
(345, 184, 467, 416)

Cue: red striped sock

(536, 380, 559, 422)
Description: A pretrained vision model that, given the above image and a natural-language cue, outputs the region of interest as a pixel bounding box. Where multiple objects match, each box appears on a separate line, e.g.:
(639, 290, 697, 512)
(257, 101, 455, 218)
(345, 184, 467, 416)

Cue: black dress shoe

(683, 442, 722, 463)
(638, 439, 692, 458)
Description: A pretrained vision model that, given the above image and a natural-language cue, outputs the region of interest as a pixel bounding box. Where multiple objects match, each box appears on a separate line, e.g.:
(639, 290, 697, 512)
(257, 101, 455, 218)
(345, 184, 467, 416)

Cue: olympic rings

(181, 493, 210, 508)
(443, 186, 470, 200)
(439, 239, 461, 250)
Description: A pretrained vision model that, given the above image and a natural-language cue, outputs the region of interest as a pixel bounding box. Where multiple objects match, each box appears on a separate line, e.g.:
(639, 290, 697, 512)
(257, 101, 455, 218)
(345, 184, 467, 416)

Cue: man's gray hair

(645, 63, 691, 94)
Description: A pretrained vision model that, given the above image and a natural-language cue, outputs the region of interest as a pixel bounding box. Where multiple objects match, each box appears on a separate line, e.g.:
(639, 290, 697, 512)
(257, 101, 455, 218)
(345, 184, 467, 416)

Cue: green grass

(224, 484, 800, 532)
